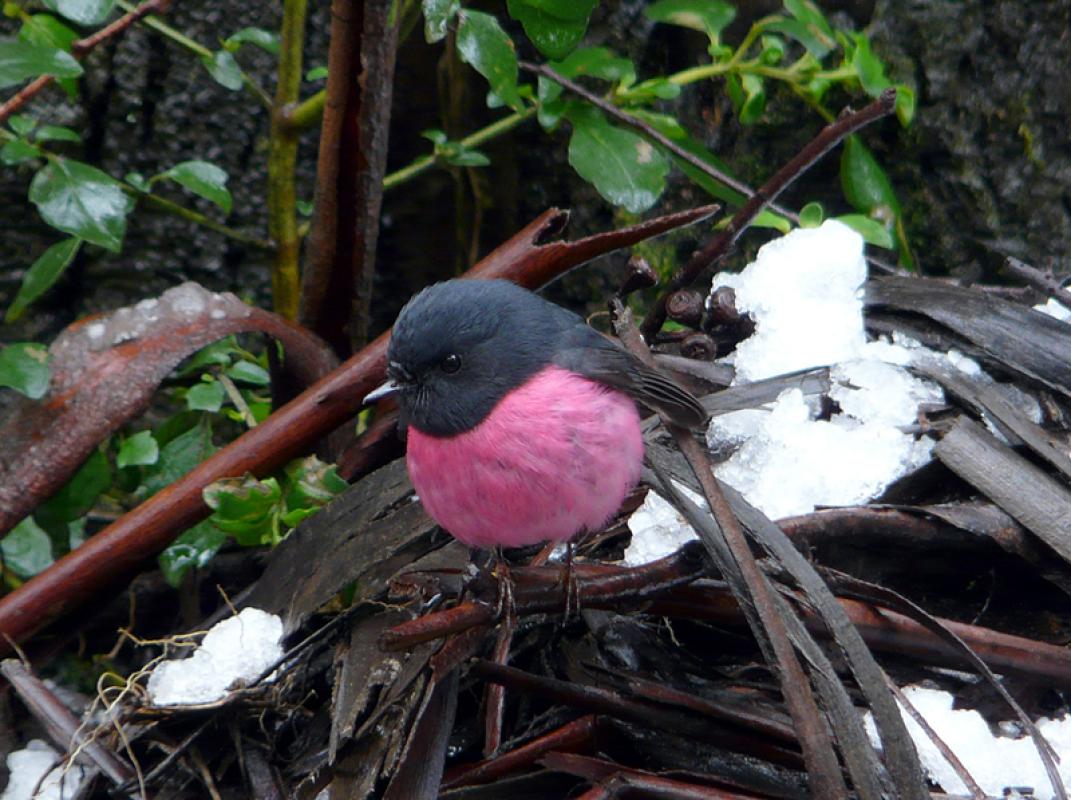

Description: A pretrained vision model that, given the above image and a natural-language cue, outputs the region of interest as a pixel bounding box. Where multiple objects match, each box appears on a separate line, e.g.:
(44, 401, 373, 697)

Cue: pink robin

(365, 279, 706, 556)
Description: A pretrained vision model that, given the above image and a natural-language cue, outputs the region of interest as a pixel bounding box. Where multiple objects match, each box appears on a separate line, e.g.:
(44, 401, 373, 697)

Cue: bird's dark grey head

(386, 279, 577, 437)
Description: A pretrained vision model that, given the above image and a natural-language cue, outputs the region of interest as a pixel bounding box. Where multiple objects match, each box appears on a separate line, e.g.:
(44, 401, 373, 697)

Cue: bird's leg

(562, 538, 581, 619)
(492, 545, 514, 621)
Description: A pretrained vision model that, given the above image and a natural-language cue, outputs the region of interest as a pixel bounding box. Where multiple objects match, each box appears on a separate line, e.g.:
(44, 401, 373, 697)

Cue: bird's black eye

(441, 353, 461, 374)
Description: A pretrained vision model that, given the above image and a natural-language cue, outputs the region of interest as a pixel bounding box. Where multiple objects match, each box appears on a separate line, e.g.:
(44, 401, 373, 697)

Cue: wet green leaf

(34, 124, 80, 142)
(29, 158, 134, 252)
(552, 47, 635, 85)
(507, 0, 595, 60)
(566, 105, 667, 213)
(799, 201, 824, 228)
(894, 84, 915, 126)
(1, 138, 40, 165)
(284, 456, 348, 511)
(422, 0, 459, 43)
(17, 14, 78, 96)
(840, 135, 899, 216)
(5, 237, 81, 323)
(456, 10, 524, 112)
(117, 430, 159, 468)
(140, 418, 216, 497)
(305, 65, 327, 81)
(41, 0, 115, 26)
(0, 343, 50, 398)
(765, 17, 833, 58)
(1, 517, 53, 579)
(201, 50, 243, 91)
(223, 27, 279, 55)
(645, 0, 735, 40)
(849, 32, 889, 97)
(204, 475, 281, 545)
(37, 447, 110, 525)
(7, 114, 34, 137)
(835, 214, 894, 249)
(0, 38, 82, 89)
(726, 73, 765, 124)
(159, 520, 227, 587)
(226, 360, 270, 386)
(160, 160, 232, 214)
(186, 379, 225, 412)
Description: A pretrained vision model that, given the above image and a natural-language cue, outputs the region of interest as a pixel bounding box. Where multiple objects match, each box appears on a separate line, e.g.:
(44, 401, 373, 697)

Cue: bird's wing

(553, 325, 709, 430)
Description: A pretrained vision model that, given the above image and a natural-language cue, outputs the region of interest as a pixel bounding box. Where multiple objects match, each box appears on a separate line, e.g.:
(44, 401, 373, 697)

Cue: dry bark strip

(934, 416, 1071, 563)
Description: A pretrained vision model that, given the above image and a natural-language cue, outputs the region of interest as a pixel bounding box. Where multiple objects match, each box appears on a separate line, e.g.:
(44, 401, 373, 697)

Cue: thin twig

(640, 89, 898, 341)
(0, 0, 172, 125)
(520, 61, 798, 225)
(1003, 256, 1071, 310)
(885, 677, 985, 800)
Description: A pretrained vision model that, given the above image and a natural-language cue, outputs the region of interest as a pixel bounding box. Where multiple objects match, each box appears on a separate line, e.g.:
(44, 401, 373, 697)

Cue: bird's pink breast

(406, 366, 644, 549)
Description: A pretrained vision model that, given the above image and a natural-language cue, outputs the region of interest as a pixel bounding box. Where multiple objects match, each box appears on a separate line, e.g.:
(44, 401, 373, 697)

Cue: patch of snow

(626, 221, 947, 563)
(0, 740, 85, 800)
(147, 608, 284, 706)
(864, 685, 1071, 798)
(1035, 298, 1071, 323)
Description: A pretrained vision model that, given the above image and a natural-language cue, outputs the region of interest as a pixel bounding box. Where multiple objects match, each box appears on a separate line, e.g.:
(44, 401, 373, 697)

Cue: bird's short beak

(363, 379, 400, 406)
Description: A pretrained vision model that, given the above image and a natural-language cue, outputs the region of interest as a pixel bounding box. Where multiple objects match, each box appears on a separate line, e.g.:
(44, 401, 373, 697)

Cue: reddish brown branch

(383, 560, 1071, 688)
(0, 0, 172, 125)
(640, 89, 897, 341)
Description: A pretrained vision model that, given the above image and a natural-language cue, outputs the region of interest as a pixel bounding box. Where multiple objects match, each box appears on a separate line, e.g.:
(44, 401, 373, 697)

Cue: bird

(364, 278, 707, 552)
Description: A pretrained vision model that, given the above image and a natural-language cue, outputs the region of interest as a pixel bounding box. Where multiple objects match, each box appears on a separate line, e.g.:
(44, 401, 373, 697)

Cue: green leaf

(17, 14, 77, 52)
(759, 34, 785, 65)
(29, 158, 134, 252)
(186, 379, 225, 412)
(140, 418, 216, 497)
(201, 50, 243, 91)
(160, 160, 232, 214)
(305, 65, 328, 81)
(835, 214, 894, 249)
(552, 47, 635, 86)
(1, 138, 41, 165)
(636, 113, 790, 232)
(507, 0, 595, 60)
(41, 0, 115, 26)
(445, 149, 490, 167)
(0, 343, 50, 398)
(1, 517, 53, 579)
(799, 201, 824, 228)
(566, 105, 668, 213)
(124, 171, 149, 192)
(284, 456, 348, 510)
(848, 32, 889, 97)
(204, 475, 281, 545)
(17, 14, 79, 96)
(117, 430, 159, 468)
(456, 10, 524, 113)
(176, 336, 240, 376)
(0, 38, 83, 89)
(645, 0, 736, 40)
(159, 520, 227, 586)
(764, 18, 834, 59)
(37, 448, 110, 525)
(5, 237, 81, 323)
(7, 114, 34, 137)
(894, 84, 915, 126)
(34, 124, 80, 142)
(226, 360, 270, 385)
(783, 0, 834, 39)
(725, 73, 765, 124)
(422, 0, 459, 43)
(223, 27, 280, 55)
(840, 135, 900, 217)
